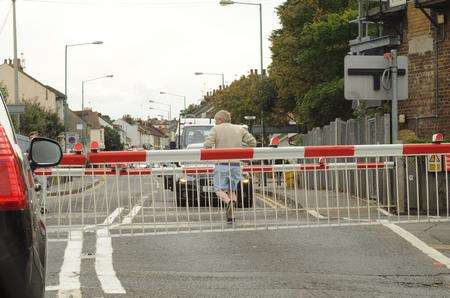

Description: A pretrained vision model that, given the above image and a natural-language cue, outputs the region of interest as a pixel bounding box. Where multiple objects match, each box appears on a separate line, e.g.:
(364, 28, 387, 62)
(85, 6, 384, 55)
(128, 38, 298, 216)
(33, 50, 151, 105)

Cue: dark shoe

(226, 201, 236, 222)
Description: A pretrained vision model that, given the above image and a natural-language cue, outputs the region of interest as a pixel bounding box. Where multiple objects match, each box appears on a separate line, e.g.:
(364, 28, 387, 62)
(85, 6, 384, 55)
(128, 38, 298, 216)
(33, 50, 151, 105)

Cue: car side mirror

(29, 137, 63, 168)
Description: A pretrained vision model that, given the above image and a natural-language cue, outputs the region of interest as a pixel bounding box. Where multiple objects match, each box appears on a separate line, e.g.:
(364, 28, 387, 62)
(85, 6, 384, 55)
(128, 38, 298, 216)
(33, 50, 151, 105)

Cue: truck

(175, 117, 215, 149)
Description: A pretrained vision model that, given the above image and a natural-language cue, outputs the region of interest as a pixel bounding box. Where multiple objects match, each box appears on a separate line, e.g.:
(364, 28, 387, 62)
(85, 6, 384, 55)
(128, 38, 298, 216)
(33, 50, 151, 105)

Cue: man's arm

(242, 129, 257, 147)
(204, 127, 217, 148)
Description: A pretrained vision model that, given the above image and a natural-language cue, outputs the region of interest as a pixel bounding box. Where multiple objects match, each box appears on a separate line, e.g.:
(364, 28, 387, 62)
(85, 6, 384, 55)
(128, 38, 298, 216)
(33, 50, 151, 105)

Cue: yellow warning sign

(428, 155, 442, 172)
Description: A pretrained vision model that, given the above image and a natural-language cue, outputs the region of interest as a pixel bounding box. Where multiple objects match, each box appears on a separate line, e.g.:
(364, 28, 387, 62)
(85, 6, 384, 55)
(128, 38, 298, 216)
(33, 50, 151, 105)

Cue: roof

(0, 62, 65, 101)
(73, 110, 102, 129)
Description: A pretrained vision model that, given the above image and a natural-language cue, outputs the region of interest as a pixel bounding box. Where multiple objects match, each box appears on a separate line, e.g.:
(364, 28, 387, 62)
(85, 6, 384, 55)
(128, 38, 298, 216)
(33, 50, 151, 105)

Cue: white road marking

(122, 205, 142, 224)
(103, 207, 124, 225)
(45, 285, 59, 291)
(377, 208, 392, 217)
(95, 208, 126, 294)
(382, 221, 450, 269)
(57, 230, 83, 297)
(306, 209, 326, 219)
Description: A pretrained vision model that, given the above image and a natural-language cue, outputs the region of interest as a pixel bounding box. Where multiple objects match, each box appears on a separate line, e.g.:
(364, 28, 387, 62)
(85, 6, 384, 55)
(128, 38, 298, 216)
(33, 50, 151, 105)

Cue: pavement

(43, 174, 450, 297)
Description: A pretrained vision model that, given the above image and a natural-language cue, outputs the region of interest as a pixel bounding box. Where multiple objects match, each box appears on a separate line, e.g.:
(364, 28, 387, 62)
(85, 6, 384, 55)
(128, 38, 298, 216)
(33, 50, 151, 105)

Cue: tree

(0, 82, 8, 99)
(18, 101, 65, 139)
(270, 0, 357, 130)
(104, 126, 124, 151)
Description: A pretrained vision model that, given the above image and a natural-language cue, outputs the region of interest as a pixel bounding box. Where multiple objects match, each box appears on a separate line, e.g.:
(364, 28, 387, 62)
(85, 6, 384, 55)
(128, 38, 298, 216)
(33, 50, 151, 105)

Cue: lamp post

(81, 74, 113, 146)
(149, 107, 170, 119)
(194, 72, 225, 89)
(64, 40, 103, 150)
(220, 0, 266, 145)
(159, 91, 187, 111)
(149, 99, 172, 119)
(11, 0, 20, 131)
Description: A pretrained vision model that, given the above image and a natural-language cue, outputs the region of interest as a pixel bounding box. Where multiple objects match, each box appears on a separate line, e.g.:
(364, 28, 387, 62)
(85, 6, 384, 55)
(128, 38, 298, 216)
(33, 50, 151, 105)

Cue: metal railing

(35, 144, 450, 238)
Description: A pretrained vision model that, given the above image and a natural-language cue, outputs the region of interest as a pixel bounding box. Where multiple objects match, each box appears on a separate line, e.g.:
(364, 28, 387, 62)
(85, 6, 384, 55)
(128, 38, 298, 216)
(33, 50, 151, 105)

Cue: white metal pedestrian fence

(35, 144, 450, 238)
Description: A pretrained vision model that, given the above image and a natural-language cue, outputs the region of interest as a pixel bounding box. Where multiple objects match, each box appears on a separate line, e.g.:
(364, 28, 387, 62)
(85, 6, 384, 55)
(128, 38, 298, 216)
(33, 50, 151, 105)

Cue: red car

(0, 91, 63, 297)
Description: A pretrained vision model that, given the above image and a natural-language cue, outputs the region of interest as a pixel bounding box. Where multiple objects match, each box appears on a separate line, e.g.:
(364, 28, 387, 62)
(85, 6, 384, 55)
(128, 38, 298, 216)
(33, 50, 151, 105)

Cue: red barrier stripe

(356, 163, 386, 169)
(200, 148, 254, 161)
(34, 168, 52, 176)
(304, 146, 355, 158)
(60, 154, 86, 166)
(184, 167, 214, 174)
(403, 143, 450, 155)
(88, 151, 147, 164)
(124, 169, 152, 175)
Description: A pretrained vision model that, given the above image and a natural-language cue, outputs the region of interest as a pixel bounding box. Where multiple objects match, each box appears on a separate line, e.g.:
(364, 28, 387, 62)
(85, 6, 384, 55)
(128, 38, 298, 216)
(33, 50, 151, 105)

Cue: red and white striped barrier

(81, 143, 450, 164)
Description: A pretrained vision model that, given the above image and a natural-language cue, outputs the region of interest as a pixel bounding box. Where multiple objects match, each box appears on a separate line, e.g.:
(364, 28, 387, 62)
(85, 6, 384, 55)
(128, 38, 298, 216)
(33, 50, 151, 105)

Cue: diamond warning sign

(428, 155, 442, 172)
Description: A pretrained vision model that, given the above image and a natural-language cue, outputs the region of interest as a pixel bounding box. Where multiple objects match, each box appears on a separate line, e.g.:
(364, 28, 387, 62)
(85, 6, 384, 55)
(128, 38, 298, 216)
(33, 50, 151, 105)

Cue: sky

(0, 0, 285, 120)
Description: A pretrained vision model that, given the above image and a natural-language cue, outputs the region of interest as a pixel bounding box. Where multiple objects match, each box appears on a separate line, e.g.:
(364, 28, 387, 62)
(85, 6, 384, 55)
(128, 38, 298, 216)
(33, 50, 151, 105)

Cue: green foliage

(181, 104, 200, 117)
(104, 126, 124, 151)
(189, 0, 358, 133)
(0, 81, 8, 99)
(298, 78, 352, 130)
(17, 101, 65, 139)
(270, 0, 357, 130)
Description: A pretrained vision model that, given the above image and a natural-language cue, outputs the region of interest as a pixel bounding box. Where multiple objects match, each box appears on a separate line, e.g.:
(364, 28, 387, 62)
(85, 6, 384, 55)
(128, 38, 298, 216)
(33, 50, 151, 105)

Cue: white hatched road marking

(122, 205, 142, 224)
(96, 208, 126, 294)
(381, 221, 450, 269)
(57, 230, 83, 298)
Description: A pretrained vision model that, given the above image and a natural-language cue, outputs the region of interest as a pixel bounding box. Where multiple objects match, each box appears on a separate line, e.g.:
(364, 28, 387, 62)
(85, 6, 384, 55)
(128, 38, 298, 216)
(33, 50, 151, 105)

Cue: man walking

(204, 110, 257, 222)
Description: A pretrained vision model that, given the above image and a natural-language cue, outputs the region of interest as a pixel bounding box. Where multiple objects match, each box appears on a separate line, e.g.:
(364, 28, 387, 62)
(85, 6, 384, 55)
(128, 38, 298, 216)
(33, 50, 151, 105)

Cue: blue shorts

(213, 164, 242, 192)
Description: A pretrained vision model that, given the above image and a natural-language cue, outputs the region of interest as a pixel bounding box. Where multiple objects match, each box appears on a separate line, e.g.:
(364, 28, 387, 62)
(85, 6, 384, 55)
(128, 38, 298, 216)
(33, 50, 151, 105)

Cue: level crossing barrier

(35, 143, 450, 238)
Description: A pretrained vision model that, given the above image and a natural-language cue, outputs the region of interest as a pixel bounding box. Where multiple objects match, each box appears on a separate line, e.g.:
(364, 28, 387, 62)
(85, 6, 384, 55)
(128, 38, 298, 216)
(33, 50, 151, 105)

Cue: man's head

(214, 110, 231, 125)
(29, 131, 39, 140)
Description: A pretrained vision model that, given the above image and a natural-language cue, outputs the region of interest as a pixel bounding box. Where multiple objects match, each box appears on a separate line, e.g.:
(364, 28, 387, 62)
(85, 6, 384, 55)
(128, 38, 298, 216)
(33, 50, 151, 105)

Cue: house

(140, 122, 168, 149)
(65, 110, 90, 151)
(365, 1, 450, 138)
(0, 59, 65, 121)
(114, 117, 168, 149)
(114, 118, 142, 148)
(74, 108, 105, 149)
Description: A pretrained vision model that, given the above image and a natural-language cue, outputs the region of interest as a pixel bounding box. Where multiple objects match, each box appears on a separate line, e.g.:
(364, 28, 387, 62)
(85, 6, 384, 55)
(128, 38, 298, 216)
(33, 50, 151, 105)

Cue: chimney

(254, 69, 258, 75)
(250, 69, 254, 75)
(3, 59, 7, 65)
(219, 85, 222, 90)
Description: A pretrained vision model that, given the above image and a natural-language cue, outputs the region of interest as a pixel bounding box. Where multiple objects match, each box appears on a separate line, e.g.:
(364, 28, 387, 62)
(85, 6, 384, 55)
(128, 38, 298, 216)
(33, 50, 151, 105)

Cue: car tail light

(0, 126, 27, 210)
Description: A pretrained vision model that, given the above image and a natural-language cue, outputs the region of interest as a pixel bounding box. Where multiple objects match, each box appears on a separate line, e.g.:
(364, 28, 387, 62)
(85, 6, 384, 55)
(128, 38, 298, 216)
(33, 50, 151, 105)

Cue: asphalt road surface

(42, 175, 450, 297)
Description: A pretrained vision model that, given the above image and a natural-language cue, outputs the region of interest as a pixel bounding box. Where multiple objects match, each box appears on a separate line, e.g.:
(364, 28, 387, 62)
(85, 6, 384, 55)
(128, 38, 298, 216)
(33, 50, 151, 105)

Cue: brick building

(367, 0, 450, 139)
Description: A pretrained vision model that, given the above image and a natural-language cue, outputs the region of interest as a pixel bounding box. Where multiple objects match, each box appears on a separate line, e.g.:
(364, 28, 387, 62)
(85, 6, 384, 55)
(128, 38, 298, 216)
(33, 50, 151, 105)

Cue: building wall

(398, 3, 450, 138)
(114, 119, 141, 147)
(0, 64, 57, 113)
(90, 128, 105, 148)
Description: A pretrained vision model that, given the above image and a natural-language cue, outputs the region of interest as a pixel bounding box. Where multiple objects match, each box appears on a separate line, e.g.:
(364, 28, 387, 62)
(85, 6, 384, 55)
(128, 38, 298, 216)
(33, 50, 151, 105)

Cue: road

(42, 174, 450, 297)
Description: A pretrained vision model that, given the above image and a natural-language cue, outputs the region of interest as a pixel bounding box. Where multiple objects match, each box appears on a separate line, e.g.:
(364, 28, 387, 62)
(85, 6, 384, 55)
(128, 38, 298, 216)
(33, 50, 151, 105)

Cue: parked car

(0, 91, 63, 298)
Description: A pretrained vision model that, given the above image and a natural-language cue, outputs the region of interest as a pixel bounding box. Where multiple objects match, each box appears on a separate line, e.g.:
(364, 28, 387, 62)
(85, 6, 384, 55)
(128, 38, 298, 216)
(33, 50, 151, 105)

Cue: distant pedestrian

(204, 110, 257, 223)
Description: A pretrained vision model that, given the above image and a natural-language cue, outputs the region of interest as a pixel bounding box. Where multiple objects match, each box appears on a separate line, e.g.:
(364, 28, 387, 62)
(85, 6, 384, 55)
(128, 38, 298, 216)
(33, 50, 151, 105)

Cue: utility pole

(12, 0, 20, 131)
(391, 50, 398, 144)
(258, 3, 266, 147)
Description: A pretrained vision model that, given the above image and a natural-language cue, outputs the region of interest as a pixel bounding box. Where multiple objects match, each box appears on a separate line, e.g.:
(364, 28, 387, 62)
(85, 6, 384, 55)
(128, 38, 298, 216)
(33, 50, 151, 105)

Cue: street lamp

(194, 72, 225, 89)
(149, 99, 172, 119)
(81, 74, 113, 146)
(220, 0, 266, 145)
(64, 40, 103, 150)
(149, 107, 170, 119)
(159, 91, 187, 111)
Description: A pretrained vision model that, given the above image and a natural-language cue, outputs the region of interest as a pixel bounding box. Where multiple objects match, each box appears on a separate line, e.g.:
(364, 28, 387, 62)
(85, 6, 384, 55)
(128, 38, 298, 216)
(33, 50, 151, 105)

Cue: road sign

(390, 0, 406, 7)
(344, 55, 408, 101)
(7, 104, 25, 114)
(427, 155, 442, 173)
